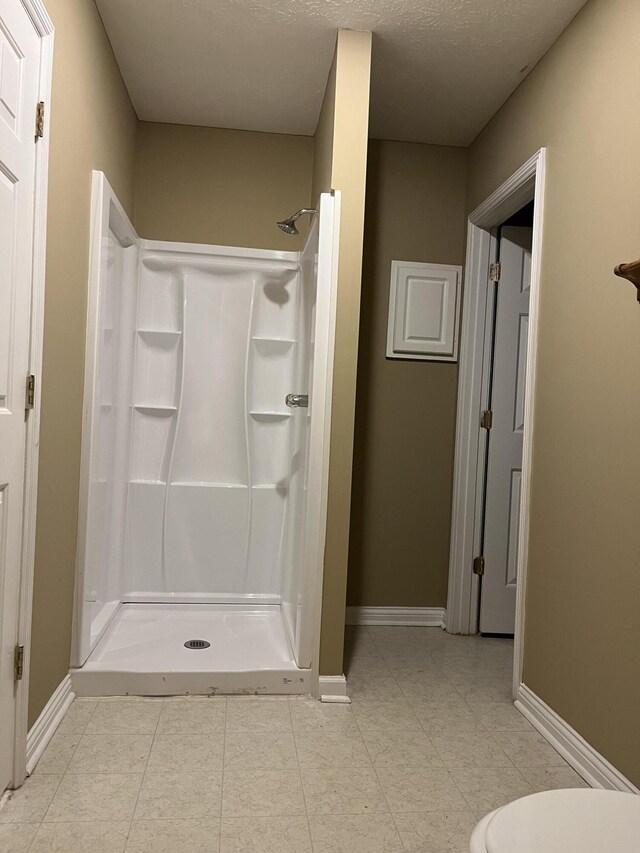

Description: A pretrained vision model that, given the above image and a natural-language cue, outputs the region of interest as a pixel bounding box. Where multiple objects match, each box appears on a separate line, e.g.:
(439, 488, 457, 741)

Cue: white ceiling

(96, 0, 587, 146)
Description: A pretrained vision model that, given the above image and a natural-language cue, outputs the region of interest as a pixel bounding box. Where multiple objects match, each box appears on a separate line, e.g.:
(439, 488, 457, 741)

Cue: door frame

(10, 0, 54, 787)
(446, 149, 546, 698)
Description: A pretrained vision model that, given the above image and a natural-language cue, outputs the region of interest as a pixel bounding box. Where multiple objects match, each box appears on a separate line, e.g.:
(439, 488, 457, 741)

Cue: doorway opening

(446, 149, 546, 698)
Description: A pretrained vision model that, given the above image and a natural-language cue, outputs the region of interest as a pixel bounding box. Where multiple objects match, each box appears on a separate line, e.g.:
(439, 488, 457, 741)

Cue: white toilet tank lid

(484, 789, 640, 853)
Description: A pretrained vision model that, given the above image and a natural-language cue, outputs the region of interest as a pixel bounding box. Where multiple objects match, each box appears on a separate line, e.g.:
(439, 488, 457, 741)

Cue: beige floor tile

(343, 630, 379, 657)
(85, 700, 162, 735)
(56, 700, 99, 735)
(394, 809, 478, 853)
(156, 698, 226, 734)
(44, 774, 142, 822)
(375, 766, 468, 813)
(518, 764, 589, 791)
(67, 735, 152, 774)
(289, 698, 357, 733)
(346, 675, 401, 701)
(225, 698, 292, 733)
(295, 728, 370, 769)
(126, 819, 220, 852)
(300, 767, 388, 816)
(224, 732, 298, 770)
(395, 680, 462, 706)
(134, 772, 222, 820)
(0, 822, 38, 851)
(33, 733, 81, 774)
(449, 765, 533, 813)
(308, 813, 403, 852)
(430, 731, 511, 768)
(222, 768, 305, 817)
(30, 820, 130, 852)
(344, 655, 391, 677)
(351, 700, 421, 731)
(361, 729, 442, 767)
(455, 682, 512, 704)
(146, 733, 224, 772)
(493, 731, 568, 767)
(220, 815, 311, 851)
(0, 775, 62, 823)
(409, 697, 486, 733)
(468, 701, 534, 732)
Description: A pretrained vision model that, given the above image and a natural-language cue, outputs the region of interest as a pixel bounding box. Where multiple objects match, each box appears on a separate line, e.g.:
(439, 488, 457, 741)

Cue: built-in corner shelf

(137, 329, 181, 345)
(134, 405, 177, 416)
(130, 479, 166, 486)
(251, 336, 295, 356)
(249, 411, 292, 422)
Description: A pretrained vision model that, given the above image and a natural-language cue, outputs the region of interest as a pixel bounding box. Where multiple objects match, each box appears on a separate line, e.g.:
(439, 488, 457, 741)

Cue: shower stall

(70, 172, 339, 696)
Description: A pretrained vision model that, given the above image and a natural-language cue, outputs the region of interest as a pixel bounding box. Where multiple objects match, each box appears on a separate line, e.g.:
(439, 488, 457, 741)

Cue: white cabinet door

(0, 0, 41, 790)
(480, 227, 532, 634)
(386, 261, 461, 361)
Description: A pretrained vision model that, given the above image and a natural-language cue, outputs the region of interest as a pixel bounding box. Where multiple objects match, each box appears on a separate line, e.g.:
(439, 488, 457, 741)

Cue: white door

(480, 226, 532, 634)
(281, 192, 340, 668)
(0, 0, 42, 789)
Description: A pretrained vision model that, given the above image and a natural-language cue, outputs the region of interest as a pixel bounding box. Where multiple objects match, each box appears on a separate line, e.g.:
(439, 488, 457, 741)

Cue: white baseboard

(515, 683, 638, 794)
(319, 675, 350, 704)
(26, 675, 75, 775)
(346, 606, 446, 628)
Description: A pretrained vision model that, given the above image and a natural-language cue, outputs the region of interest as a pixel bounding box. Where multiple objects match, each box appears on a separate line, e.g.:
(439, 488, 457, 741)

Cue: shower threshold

(70, 603, 311, 697)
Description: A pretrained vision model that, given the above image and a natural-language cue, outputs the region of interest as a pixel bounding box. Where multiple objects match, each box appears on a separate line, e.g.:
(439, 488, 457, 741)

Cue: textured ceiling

(96, 0, 587, 146)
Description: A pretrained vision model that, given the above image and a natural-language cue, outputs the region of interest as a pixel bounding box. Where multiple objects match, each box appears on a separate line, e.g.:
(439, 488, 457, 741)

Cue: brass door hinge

(473, 556, 485, 577)
(489, 262, 501, 282)
(35, 101, 45, 138)
(14, 645, 24, 681)
(480, 409, 493, 429)
(26, 374, 35, 410)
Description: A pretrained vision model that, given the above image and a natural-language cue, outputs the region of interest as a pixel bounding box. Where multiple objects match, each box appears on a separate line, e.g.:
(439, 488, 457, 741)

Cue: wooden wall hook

(614, 259, 640, 302)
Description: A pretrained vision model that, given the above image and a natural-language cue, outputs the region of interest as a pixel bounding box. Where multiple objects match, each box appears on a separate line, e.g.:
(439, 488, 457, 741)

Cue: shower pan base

(70, 603, 311, 697)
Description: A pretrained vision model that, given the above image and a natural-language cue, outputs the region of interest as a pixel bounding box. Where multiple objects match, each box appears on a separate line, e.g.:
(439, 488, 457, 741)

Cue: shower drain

(184, 639, 211, 649)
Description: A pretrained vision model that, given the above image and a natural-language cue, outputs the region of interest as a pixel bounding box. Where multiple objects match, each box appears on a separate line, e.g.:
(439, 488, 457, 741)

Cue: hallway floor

(0, 627, 587, 851)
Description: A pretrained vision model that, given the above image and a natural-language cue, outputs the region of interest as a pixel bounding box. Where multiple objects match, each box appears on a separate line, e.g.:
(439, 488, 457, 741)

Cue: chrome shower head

(277, 218, 300, 235)
(276, 208, 316, 236)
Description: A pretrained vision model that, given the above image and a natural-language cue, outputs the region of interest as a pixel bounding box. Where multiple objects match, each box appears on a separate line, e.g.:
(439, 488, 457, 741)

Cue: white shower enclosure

(70, 172, 339, 696)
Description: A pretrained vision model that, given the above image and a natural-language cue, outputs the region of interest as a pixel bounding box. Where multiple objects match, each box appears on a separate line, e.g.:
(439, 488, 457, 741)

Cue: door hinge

(473, 556, 485, 577)
(14, 645, 24, 681)
(480, 409, 493, 429)
(489, 262, 501, 282)
(25, 374, 35, 410)
(35, 101, 45, 138)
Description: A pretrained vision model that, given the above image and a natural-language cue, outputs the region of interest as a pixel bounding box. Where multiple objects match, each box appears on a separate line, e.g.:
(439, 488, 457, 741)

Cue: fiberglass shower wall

(74, 172, 332, 670)
(126, 244, 300, 602)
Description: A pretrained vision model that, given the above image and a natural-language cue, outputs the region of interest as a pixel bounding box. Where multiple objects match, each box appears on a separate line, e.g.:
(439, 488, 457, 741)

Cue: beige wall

(348, 140, 467, 608)
(468, 0, 640, 784)
(29, 0, 137, 725)
(134, 123, 313, 251)
(312, 30, 373, 675)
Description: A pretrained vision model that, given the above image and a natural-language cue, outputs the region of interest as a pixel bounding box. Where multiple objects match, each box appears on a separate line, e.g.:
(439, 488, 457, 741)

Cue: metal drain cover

(184, 639, 210, 649)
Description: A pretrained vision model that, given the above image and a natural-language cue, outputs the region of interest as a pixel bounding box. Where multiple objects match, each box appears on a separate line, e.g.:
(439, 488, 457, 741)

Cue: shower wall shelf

(137, 329, 181, 342)
(249, 410, 292, 421)
(133, 405, 177, 415)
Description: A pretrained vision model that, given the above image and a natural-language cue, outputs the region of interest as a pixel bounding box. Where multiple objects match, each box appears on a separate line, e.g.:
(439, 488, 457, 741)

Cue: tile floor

(0, 627, 587, 852)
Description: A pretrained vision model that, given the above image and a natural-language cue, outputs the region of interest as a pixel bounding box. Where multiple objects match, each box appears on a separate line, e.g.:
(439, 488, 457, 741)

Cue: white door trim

(446, 149, 546, 698)
(11, 0, 54, 788)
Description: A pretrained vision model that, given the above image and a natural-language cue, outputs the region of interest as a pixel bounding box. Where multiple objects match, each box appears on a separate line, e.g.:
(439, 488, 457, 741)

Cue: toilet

(470, 788, 640, 853)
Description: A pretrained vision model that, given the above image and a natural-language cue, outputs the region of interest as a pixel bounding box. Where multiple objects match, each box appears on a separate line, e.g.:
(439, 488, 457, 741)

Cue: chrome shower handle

(285, 393, 309, 408)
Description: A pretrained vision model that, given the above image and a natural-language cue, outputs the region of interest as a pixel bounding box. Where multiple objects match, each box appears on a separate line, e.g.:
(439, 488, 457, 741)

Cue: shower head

(276, 208, 316, 236)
